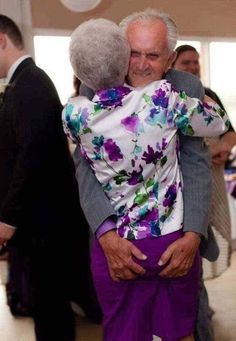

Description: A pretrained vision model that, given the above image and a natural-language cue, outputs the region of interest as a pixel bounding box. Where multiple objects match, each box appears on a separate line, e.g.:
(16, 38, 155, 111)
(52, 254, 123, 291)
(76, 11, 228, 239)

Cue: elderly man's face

(126, 20, 175, 87)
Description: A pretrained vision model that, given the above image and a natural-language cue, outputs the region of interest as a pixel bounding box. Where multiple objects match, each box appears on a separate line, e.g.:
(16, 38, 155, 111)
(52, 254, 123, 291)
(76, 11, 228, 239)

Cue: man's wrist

(96, 217, 116, 239)
(184, 231, 201, 241)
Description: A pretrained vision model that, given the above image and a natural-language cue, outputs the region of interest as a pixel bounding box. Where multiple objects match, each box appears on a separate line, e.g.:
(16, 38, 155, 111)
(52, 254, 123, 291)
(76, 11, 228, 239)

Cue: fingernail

(158, 260, 163, 266)
(142, 254, 147, 260)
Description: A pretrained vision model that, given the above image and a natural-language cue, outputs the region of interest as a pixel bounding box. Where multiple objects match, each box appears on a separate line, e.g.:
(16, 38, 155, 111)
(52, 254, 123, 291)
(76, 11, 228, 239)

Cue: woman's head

(172, 44, 200, 77)
(70, 18, 130, 92)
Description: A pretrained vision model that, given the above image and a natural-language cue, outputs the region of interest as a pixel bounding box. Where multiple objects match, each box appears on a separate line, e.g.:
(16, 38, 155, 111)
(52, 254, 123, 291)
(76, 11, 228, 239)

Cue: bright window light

(209, 42, 236, 129)
(34, 36, 74, 105)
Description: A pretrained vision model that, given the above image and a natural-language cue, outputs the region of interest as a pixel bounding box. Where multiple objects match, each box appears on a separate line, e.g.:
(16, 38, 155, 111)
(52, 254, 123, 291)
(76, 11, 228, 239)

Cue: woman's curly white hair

(70, 18, 130, 91)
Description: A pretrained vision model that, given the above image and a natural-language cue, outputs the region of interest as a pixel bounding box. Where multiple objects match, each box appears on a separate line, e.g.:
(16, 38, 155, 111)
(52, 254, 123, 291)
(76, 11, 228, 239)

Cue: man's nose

(137, 55, 149, 70)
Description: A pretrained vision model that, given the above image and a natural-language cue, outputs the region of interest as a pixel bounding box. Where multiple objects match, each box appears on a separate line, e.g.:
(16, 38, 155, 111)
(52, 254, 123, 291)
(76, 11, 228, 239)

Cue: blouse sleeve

(62, 102, 81, 144)
(169, 88, 230, 137)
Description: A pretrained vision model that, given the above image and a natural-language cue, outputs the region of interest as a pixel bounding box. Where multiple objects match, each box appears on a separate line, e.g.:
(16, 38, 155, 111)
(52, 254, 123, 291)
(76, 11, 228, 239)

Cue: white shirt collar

(6, 55, 31, 84)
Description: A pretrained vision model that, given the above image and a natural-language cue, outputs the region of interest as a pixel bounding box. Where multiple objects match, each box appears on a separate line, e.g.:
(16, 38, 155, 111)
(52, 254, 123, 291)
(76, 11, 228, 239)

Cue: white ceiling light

(60, 0, 102, 12)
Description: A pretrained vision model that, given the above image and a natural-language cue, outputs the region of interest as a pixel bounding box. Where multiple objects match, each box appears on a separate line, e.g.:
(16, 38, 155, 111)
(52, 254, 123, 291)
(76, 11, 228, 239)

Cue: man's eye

(182, 61, 190, 65)
(147, 54, 159, 60)
(131, 51, 140, 58)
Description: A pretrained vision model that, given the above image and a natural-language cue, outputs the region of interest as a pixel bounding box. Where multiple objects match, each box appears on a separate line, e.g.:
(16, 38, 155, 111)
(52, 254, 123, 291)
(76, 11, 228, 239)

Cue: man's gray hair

(70, 18, 130, 91)
(120, 8, 178, 52)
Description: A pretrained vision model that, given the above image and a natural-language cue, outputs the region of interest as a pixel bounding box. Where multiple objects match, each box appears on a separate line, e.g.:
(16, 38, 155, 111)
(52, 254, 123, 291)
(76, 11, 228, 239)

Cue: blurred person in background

(173, 44, 236, 341)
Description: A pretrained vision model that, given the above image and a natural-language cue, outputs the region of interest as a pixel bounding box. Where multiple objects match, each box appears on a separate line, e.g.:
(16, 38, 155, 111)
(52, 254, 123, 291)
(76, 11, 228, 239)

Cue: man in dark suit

(0, 15, 99, 341)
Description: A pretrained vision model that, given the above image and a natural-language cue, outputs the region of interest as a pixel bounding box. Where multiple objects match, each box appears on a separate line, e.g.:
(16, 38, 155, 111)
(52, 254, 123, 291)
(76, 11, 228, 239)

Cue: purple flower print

(156, 138, 168, 152)
(163, 184, 177, 207)
(149, 108, 158, 118)
(96, 86, 131, 108)
(121, 115, 137, 132)
(139, 207, 159, 227)
(161, 138, 168, 150)
(170, 83, 179, 93)
(138, 207, 161, 236)
(152, 88, 169, 108)
(128, 165, 144, 185)
(80, 107, 89, 128)
(145, 107, 165, 126)
(121, 114, 142, 134)
(104, 138, 123, 161)
(142, 145, 163, 164)
(174, 101, 188, 117)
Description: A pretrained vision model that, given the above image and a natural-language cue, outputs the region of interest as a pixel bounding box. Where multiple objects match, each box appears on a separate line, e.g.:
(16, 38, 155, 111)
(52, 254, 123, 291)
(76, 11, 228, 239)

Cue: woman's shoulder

(136, 79, 172, 96)
(65, 95, 93, 111)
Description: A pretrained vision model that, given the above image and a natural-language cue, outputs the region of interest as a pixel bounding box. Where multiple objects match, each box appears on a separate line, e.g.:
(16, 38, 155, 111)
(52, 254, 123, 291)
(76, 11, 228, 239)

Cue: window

(34, 35, 73, 105)
(209, 42, 236, 128)
(176, 39, 236, 129)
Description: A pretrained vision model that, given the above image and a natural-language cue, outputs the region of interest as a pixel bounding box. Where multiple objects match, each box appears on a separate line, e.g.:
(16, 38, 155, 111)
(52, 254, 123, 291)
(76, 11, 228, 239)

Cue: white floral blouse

(63, 80, 229, 240)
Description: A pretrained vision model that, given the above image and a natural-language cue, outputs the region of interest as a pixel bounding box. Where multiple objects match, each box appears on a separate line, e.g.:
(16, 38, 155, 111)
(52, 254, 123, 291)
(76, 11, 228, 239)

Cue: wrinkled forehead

(126, 20, 169, 54)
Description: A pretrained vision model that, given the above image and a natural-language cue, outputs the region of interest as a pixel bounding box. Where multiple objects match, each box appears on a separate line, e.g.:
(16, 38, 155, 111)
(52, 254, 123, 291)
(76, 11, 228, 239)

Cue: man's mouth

(133, 72, 152, 77)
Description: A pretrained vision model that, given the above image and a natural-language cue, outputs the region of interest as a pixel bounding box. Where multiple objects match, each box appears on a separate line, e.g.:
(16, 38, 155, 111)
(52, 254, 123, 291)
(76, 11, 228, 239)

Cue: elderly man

(75, 9, 219, 341)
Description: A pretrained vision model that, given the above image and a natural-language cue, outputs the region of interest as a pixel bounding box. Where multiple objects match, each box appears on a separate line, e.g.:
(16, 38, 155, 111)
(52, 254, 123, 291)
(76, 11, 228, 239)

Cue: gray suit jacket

(74, 69, 219, 261)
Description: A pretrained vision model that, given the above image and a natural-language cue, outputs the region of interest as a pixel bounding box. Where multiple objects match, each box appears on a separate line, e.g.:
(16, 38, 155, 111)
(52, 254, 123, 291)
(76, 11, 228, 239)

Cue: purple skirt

(91, 230, 200, 341)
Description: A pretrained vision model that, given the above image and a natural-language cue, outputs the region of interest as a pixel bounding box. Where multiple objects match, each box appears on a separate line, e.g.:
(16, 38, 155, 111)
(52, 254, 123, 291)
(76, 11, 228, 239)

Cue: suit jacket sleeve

(166, 69, 211, 238)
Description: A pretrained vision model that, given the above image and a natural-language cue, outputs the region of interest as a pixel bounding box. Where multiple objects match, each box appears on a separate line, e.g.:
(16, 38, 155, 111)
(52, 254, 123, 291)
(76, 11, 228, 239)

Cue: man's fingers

(110, 265, 137, 281)
(130, 244, 147, 261)
(113, 255, 145, 276)
(99, 231, 147, 280)
(159, 256, 194, 277)
(128, 259, 146, 276)
(158, 246, 173, 266)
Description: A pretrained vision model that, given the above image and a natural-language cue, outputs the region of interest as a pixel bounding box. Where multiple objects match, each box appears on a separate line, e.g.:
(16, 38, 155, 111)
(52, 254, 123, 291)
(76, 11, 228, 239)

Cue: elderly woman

(63, 19, 229, 341)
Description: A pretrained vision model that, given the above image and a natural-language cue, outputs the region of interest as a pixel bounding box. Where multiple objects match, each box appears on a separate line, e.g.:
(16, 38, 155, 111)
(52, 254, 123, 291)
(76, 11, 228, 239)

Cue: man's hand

(158, 232, 200, 278)
(0, 222, 15, 245)
(210, 141, 230, 165)
(99, 230, 147, 281)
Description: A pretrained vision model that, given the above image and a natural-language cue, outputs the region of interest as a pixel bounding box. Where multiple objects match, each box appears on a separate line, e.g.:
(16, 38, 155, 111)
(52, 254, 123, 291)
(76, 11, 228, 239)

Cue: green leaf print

(143, 94, 153, 106)
(184, 125, 194, 136)
(179, 91, 187, 99)
(134, 193, 149, 205)
(93, 103, 102, 114)
(127, 230, 135, 240)
(160, 156, 167, 167)
(114, 170, 128, 185)
(83, 127, 92, 134)
(146, 177, 155, 188)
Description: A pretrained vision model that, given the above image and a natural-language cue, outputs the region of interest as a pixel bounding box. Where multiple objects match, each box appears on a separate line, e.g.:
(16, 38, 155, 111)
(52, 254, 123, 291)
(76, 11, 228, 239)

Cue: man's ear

(0, 32, 7, 50)
(165, 51, 177, 72)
